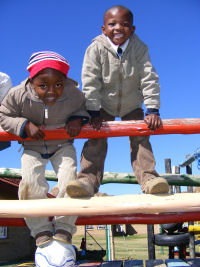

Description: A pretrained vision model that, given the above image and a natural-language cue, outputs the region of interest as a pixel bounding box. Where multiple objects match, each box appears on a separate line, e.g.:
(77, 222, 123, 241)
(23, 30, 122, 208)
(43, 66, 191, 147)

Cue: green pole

(105, 225, 109, 261)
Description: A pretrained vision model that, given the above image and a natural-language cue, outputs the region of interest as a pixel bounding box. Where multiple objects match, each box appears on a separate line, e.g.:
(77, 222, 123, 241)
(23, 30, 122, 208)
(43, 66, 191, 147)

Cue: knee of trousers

(18, 180, 48, 200)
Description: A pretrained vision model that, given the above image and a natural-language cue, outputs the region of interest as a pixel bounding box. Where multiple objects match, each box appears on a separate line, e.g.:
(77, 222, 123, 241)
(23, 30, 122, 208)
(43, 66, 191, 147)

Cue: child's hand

(144, 114, 162, 131)
(24, 121, 45, 140)
(66, 118, 82, 137)
(90, 117, 103, 131)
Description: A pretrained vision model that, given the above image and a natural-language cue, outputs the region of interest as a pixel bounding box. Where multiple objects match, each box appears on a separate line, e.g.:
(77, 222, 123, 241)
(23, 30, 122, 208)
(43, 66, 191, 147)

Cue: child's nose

(47, 86, 54, 93)
(115, 23, 123, 30)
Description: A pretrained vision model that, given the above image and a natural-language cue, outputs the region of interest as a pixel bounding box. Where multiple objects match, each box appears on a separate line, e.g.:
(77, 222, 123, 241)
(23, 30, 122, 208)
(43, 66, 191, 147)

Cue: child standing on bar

(66, 5, 169, 197)
(0, 51, 89, 266)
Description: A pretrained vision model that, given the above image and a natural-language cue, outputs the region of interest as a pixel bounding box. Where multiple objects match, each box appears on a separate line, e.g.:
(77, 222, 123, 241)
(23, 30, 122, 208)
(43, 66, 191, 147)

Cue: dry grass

(72, 233, 169, 261)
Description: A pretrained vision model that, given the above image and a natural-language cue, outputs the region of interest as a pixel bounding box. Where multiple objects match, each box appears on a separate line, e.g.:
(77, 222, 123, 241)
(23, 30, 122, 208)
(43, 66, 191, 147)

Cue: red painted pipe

(0, 118, 200, 141)
(1, 211, 200, 226)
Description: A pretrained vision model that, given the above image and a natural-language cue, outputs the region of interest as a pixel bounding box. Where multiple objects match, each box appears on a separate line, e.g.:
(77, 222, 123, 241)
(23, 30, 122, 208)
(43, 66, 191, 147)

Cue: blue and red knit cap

(27, 51, 70, 78)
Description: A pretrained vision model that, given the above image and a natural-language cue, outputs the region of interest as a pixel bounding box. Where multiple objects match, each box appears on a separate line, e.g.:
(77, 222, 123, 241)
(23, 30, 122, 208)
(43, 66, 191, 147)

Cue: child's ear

(29, 78, 33, 84)
(101, 25, 106, 35)
(131, 25, 136, 34)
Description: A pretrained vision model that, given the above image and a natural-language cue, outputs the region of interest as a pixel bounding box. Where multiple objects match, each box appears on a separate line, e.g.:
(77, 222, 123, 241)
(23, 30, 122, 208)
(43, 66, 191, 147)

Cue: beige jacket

(0, 78, 89, 154)
(82, 34, 160, 117)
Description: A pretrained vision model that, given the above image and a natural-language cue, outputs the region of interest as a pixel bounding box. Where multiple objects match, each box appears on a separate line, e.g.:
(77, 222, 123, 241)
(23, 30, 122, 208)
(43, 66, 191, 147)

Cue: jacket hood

(92, 34, 110, 49)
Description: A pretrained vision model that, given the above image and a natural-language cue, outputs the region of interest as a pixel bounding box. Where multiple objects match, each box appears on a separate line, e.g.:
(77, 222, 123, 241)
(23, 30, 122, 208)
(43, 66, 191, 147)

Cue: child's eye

(123, 23, 130, 27)
(40, 84, 47, 89)
(56, 83, 63, 87)
(108, 23, 115, 27)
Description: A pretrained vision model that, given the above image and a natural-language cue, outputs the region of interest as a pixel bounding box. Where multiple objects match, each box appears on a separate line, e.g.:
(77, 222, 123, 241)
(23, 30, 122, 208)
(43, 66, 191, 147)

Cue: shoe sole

(149, 182, 169, 194)
(66, 184, 91, 198)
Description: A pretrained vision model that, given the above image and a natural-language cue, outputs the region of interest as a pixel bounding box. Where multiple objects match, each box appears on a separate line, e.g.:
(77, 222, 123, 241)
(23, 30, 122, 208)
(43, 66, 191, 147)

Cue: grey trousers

(77, 108, 158, 193)
(19, 143, 77, 238)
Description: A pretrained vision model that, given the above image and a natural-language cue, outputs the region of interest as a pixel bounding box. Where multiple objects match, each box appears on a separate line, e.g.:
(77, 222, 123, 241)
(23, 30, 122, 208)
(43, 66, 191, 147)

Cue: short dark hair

(103, 5, 133, 24)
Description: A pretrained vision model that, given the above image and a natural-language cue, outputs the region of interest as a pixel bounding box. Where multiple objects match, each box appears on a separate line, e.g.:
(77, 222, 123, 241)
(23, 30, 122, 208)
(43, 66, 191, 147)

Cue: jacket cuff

(66, 116, 89, 126)
(0, 141, 11, 151)
(19, 120, 29, 138)
(145, 108, 160, 116)
(87, 110, 100, 118)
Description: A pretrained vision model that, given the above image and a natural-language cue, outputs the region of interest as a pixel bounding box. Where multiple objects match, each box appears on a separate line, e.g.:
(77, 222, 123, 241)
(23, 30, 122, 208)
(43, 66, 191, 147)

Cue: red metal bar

(0, 118, 200, 141)
(1, 211, 200, 226)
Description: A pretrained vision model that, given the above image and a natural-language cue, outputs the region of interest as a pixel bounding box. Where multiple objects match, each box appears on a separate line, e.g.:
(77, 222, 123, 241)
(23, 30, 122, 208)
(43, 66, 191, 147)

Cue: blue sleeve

(19, 120, 29, 138)
(145, 108, 160, 116)
(66, 116, 89, 126)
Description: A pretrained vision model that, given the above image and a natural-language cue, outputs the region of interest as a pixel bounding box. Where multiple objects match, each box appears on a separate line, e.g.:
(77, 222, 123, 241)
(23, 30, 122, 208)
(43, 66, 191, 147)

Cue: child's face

(102, 7, 135, 45)
(30, 68, 65, 106)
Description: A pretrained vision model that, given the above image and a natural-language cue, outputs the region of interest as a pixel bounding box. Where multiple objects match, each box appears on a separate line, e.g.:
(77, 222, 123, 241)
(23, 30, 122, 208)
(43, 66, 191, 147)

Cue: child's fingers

(90, 118, 103, 131)
(38, 129, 45, 139)
(144, 115, 161, 131)
(66, 126, 81, 137)
(32, 130, 45, 140)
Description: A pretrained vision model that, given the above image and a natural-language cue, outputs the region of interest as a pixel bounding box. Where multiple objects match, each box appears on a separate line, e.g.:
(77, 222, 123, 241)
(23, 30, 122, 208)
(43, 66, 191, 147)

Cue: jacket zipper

(117, 59, 122, 115)
(43, 105, 48, 154)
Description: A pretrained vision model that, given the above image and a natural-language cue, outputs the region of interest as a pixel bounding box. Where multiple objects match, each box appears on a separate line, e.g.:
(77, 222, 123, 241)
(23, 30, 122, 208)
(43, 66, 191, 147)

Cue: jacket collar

(93, 34, 135, 56)
(106, 36, 129, 56)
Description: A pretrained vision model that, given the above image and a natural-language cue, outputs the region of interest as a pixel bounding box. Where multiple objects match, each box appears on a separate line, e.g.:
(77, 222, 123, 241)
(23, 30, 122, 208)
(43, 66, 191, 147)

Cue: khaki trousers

(78, 108, 158, 192)
(19, 143, 77, 238)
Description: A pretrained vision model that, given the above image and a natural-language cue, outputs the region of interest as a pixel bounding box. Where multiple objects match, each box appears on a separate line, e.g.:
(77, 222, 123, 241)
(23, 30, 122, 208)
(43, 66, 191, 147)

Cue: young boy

(66, 5, 169, 198)
(0, 51, 89, 265)
(0, 72, 12, 151)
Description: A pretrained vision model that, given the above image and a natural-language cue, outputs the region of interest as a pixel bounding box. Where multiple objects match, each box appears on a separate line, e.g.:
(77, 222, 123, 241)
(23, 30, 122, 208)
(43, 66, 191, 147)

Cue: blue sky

(1, 0, 200, 195)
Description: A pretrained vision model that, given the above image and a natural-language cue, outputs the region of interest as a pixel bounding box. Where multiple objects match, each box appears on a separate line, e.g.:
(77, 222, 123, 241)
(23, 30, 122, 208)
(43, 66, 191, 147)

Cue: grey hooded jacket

(82, 34, 160, 117)
(0, 78, 89, 154)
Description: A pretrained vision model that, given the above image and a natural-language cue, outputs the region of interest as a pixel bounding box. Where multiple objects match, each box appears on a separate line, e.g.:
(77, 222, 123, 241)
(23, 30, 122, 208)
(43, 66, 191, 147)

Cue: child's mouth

(45, 97, 55, 103)
(114, 33, 124, 38)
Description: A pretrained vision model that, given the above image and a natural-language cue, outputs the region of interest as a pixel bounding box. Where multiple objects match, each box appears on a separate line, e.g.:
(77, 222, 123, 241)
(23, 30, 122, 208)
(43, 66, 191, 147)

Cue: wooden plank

(124, 260, 143, 266)
(0, 261, 35, 266)
(77, 261, 123, 266)
(165, 259, 190, 266)
(1, 118, 200, 141)
(186, 258, 200, 266)
(1, 193, 200, 218)
(99, 261, 123, 266)
(1, 168, 200, 187)
(145, 259, 166, 267)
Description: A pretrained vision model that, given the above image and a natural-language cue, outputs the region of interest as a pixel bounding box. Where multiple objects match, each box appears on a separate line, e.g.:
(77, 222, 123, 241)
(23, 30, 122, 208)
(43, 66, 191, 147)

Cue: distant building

(0, 177, 36, 262)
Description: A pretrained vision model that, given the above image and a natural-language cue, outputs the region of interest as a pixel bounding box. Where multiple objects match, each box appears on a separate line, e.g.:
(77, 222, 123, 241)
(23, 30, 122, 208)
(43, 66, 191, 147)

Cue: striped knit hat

(27, 51, 70, 78)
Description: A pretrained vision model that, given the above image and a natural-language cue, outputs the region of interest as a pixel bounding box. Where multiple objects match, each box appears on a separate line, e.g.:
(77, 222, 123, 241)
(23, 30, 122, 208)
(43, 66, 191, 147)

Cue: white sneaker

(35, 239, 76, 267)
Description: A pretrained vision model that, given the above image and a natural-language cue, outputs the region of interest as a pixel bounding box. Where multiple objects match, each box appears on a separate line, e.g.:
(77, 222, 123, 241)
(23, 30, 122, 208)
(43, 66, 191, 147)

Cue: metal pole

(165, 158, 173, 194)
(84, 225, 87, 250)
(105, 225, 111, 261)
(186, 157, 195, 258)
(165, 159, 174, 258)
(110, 225, 115, 260)
(172, 166, 181, 193)
(147, 224, 155, 259)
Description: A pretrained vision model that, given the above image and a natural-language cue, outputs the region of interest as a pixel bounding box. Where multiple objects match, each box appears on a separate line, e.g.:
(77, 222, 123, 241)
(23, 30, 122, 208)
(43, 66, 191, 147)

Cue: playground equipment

(1, 192, 200, 218)
(0, 118, 200, 141)
(1, 118, 200, 265)
(154, 223, 189, 259)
